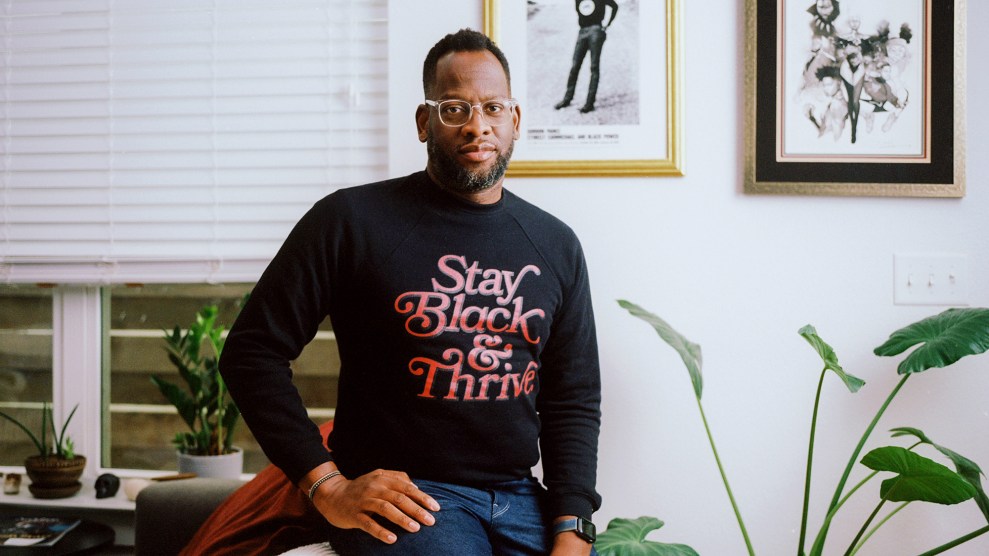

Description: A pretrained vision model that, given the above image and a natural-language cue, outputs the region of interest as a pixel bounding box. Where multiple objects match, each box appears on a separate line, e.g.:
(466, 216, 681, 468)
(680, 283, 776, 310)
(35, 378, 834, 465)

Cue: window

(105, 284, 339, 473)
(1, 0, 387, 284)
(0, 285, 53, 466)
(1, 0, 386, 476)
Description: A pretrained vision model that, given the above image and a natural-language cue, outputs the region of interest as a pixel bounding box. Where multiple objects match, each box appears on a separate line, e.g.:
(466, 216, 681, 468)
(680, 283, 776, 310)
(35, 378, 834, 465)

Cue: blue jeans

(325, 477, 596, 555)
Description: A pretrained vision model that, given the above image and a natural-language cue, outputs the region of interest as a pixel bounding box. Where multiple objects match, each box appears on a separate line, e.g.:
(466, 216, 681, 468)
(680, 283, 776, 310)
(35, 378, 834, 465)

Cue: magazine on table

(0, 516, 81, 546)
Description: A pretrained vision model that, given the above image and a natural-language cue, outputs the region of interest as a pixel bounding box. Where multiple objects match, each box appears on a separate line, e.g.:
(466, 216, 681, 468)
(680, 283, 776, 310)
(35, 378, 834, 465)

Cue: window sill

(0, 475, 135, 512)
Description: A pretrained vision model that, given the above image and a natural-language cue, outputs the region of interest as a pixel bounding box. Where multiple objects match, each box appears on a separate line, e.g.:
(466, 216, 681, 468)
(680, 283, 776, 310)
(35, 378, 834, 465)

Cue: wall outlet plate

(894, 254, 969, 306)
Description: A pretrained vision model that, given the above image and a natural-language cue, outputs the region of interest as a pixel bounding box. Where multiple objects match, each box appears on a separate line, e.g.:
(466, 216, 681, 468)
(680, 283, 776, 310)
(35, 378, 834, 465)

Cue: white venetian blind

(0, 0, 387, 284)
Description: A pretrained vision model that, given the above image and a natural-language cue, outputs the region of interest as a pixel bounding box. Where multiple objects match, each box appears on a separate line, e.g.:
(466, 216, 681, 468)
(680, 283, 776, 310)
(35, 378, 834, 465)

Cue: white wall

(389, 2, 989, 554)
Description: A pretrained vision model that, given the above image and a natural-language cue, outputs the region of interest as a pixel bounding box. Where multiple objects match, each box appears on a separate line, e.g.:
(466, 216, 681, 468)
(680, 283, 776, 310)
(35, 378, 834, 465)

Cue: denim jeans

(324, 477, 596, 555)
(561, 24, 608, 107)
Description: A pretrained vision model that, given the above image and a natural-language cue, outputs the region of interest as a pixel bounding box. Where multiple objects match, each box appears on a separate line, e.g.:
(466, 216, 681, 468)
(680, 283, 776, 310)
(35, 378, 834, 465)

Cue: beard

(426, 135, 513, 194)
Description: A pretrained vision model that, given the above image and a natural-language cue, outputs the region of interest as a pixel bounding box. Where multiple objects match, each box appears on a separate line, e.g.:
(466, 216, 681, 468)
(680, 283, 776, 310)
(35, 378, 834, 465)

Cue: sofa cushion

(135, 477, 245, 556)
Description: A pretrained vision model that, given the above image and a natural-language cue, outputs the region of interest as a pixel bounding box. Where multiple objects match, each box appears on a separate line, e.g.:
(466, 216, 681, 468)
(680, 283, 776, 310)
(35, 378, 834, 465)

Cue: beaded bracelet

(307, 470, 342, 501)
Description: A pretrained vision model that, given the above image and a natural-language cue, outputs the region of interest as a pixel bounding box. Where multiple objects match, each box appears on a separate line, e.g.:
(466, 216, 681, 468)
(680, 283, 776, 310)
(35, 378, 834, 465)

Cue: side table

(0, 520, 115, 556)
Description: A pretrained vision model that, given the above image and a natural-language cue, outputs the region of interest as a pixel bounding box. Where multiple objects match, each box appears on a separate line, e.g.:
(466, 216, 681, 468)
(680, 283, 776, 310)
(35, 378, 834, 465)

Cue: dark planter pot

(24, 454, 86, 499)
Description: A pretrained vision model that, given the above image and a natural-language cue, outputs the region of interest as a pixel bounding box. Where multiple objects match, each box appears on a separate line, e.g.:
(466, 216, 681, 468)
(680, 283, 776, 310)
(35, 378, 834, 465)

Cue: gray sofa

(134, 478, 244, 556)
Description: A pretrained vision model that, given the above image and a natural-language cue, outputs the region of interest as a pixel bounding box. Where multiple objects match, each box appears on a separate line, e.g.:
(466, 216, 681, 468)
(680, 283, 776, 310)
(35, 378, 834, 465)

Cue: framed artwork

(483, 0, 683, 177)
(744, 0, 966, 197)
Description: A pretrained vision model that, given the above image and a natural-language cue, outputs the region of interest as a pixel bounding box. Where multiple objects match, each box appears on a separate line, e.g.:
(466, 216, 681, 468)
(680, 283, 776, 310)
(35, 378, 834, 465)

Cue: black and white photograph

(782, 0, 925, 161)
(526, 0, 639, 127)
(484, 0, 682, 176)
(744, 0, 965, 196)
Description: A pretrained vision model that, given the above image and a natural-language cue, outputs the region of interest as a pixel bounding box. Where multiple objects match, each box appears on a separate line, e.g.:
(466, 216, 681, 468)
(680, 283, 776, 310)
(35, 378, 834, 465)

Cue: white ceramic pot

(177, 447, 243, 479)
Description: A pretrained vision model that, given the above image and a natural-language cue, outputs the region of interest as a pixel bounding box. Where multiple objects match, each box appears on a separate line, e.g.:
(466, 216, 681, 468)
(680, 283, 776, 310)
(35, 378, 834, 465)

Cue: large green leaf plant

(596, 304, 989, 556)
(151, 304, 240, 456)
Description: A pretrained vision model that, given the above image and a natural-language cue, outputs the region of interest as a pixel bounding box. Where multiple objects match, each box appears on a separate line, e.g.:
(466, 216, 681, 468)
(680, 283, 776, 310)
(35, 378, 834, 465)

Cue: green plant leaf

(159, 303, 240, 456)
(890, 428, 989, 523)
(54, 404, 79, 458)
(798, 325, 865, 392)
(165, 345, 202, 394)
(221, 403, 240, 451)
(862, 446, 976, 504)
(151, 375, 198, 430)
(890, 426, 932, 445)
(618, 300, 703, 399)
(41, 402, 50, 455)
(0, 409, 45, 455)
(595, 517, 699, 556)
(874, 308, 989, 375)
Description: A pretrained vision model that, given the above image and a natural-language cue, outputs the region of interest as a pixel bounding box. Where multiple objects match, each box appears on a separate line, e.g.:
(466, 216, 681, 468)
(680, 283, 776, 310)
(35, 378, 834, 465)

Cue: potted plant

(0, 403, 85, 499)
(596, 304, 989, 556)
(151, 304, 242, 479)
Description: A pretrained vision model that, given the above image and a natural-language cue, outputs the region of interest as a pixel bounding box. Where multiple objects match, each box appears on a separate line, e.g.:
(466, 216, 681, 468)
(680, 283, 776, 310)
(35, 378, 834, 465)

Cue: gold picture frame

(744, 0, 966, 197)
(483, 0, 683, 177)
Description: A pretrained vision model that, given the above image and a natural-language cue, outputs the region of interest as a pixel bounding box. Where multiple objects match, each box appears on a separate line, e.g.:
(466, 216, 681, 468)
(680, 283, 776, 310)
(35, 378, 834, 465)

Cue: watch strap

(553, 517, 596, 542)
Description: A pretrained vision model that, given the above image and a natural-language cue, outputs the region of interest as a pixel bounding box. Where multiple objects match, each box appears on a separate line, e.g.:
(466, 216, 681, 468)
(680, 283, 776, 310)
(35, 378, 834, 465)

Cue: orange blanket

(180, 421, 334, 555)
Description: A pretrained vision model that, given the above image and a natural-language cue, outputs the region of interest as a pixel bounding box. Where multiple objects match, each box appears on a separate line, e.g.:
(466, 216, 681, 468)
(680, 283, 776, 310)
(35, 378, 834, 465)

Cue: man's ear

(415, 105, 429, 143)
(512, 103, 522, 140)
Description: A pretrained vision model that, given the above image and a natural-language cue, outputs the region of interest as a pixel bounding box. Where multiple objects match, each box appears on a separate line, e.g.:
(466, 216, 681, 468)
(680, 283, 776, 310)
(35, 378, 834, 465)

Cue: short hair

(422, 28, 511, 97)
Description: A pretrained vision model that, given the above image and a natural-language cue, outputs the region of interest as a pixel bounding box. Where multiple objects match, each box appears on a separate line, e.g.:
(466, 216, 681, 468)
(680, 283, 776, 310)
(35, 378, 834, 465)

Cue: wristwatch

(553, 517, 597, 543)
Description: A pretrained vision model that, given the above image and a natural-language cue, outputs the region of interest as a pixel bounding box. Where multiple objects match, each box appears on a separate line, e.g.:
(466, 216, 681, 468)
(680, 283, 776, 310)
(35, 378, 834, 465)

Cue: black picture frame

(744, 0, 966, 197)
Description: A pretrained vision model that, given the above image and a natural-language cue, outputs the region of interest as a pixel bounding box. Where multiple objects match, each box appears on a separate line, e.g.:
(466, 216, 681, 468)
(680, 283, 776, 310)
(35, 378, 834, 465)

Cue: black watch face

(579, 519, 596, 542)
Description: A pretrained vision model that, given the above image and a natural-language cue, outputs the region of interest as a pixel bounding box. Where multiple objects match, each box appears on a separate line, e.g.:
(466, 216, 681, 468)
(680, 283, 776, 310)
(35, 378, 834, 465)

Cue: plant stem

(834, 470, 878, 515)
(695, 396, 755, 556)
(808, 374, 912, 556)
(841, 439, 920, 555)
(915, 525, 989, 556)
(848, 502, 909, 556)
(844, 497, 888, 556)
(798, 369, 827, 556)
(806, 468, 880, 555)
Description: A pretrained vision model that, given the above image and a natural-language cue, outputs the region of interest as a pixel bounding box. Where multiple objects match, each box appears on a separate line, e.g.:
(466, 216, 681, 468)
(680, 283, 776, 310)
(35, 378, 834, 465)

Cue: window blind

(0, 0, 387, 284)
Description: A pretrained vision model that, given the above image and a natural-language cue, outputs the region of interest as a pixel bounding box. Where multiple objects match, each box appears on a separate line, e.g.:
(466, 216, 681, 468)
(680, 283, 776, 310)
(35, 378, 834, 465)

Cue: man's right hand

(310, 468, 441, 544)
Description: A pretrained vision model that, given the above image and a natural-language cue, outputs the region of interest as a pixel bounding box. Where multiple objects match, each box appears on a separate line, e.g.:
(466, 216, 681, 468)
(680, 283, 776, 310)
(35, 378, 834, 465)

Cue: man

(220, 28, 602, 556)
(554, 0, 619, 114)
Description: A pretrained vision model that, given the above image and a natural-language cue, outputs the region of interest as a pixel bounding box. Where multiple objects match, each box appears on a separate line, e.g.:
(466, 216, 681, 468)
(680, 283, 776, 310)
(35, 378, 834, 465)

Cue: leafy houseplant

(596, 303, 989, 556)
(152, 304, 240, 460)
(0, 403, 86, 499)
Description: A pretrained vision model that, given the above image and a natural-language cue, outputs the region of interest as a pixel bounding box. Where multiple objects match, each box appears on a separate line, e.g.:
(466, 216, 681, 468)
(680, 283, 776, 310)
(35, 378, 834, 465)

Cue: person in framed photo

(804, 66, 848, 140)
(808, 0, 840, 37)
(553, 0, 619, 114)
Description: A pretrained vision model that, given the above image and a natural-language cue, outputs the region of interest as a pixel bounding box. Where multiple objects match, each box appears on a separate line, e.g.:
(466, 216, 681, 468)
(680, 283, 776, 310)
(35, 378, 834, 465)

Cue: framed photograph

(483, 0, 683, 177)
(744, 0, 966, 197)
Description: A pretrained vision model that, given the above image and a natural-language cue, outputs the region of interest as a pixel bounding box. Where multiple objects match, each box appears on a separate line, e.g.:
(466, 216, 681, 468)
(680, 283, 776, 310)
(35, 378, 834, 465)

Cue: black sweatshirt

(220, 171, 602, 519)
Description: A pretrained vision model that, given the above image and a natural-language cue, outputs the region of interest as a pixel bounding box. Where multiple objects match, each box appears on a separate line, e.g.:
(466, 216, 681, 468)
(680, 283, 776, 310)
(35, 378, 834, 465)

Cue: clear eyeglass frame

(424, 98, 518, 127)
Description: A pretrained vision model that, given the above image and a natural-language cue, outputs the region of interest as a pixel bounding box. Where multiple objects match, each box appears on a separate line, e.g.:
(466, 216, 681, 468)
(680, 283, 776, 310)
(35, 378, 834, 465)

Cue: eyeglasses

(424, 98, 518, 127)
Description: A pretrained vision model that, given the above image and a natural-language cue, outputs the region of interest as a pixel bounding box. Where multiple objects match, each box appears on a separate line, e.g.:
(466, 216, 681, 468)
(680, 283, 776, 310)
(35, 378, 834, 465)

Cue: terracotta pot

(24, 454, 86, 499)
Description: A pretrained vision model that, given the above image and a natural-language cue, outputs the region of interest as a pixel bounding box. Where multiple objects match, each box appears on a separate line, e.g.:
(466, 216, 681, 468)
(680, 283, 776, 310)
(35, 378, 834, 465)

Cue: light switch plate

(894, 254, 969, 306)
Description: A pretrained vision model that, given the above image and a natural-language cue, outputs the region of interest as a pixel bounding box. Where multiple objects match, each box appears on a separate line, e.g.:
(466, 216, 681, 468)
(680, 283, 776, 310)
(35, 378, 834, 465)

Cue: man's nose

(461, 104, 492, 135)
